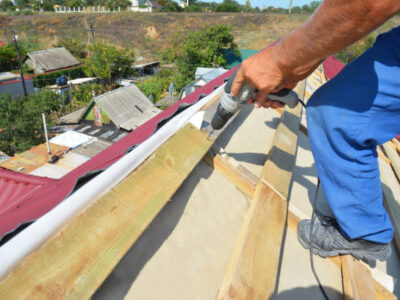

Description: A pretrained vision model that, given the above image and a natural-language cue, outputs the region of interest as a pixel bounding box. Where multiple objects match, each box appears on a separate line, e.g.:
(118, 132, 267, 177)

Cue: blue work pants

(307, 27, 400, 244)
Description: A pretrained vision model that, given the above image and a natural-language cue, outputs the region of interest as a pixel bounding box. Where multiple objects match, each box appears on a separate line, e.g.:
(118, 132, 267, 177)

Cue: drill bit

(207, 128, 214, 140)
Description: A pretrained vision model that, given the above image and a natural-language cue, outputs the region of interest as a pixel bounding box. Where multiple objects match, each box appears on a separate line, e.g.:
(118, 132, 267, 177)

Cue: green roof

(224, 49, 258, 69)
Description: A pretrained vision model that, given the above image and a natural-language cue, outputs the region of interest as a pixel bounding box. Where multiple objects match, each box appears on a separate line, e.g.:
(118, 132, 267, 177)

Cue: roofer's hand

(231, 45, 319, 109)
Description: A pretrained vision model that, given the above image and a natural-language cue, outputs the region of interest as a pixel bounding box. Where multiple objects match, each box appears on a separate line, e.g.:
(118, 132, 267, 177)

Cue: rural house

(23, 47, 81, 74)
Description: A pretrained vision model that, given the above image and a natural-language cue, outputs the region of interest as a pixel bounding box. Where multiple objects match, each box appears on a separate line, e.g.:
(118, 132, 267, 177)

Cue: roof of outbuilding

(24, 47, 81, 72)
(93, 84, 161, 131)
(0, 72, 19, 82)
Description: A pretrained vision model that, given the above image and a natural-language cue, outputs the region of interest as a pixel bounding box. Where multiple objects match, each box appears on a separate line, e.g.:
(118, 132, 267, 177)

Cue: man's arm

(232, 0, 400, 109)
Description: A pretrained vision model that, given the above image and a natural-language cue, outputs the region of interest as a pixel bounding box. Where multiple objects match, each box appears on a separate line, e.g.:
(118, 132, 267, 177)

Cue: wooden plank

(218, 182, 287, 299)
(218, 100, 303, 299)
(341, 255, 377, 300)
(382, 142, 400, 181)
(0, 124, 214, 299)
(379, 156, 400, 253)
(260, 99, 303, 198)
(392, 138, 400, 154)
(287, 207, 396, 300)
(203, 150, 258, 198)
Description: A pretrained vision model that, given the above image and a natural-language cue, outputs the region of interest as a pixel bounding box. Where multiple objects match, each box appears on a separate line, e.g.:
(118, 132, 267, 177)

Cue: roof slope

(25, 47, 80, 72)
(0, 55, 344, 241)
(94, 84, 161, 131)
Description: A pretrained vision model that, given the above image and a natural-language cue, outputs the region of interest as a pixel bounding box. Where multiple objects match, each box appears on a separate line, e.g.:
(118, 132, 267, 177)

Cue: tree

(70, 83, 105, 107)
(83, 41, 135, 89)
(68, 0, 84, 7)
(163, 0, 183, 12)
(0, 90, 62, 155)
(32, 0, 56, 11)
(167, 24, 239, 90)
(105, 0, 132, 10)
(0, 42, 29, 72)
(137, 77, 164, 102)
(215, 0, 241, 12)
(56, 38, 86, 59)
(244, 0, 251, 12)
(0, 0, 15, 11)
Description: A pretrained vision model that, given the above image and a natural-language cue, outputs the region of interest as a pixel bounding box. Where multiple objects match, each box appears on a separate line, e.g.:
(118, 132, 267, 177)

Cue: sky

(202, 0, 316, 9)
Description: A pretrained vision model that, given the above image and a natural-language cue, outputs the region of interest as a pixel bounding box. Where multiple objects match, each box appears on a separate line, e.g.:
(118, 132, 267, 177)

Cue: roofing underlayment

(0, 66, 237, 241)
(0, 57, 344, 242)
(1, 59, 399, 299)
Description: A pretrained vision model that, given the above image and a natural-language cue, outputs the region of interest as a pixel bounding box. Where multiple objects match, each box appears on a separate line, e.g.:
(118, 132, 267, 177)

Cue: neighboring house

(179, 0, 188, 8)
(23, 47, 81, 74)
(81, 84, 161, 132)
(179, 67, 228, 99)
(133, 61, 160, 76)
(130, 0, 162, 12)
(0, 72, 35, 98)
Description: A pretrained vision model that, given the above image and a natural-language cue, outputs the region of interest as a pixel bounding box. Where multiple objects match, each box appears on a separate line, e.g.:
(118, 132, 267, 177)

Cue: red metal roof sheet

(0, 67, 236, 240)
(0, 55, 359, 240)
(323, 56, 344, 80)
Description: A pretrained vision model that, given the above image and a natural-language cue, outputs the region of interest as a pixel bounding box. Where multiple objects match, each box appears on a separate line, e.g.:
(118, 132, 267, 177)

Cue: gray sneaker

(298, 219, 391, 261)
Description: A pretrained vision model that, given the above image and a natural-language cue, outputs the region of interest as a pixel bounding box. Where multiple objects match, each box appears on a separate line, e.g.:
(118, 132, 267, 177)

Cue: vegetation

(71, 83, 105, 105)
(83, 41, 135, 89)
(336, 35, 375, 64)
(137, 77, 165, 102)
(163, 24, 239, 90)
(0, 90, 62, 155)
(0, 0, 15, 11)
(215, 0, 241, 12)
(33, 67, 86, 88)
(0, 42, 29, 72)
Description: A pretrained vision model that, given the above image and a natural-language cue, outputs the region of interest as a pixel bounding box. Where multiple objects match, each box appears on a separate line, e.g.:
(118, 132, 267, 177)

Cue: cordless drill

(209, 65, 300, 136)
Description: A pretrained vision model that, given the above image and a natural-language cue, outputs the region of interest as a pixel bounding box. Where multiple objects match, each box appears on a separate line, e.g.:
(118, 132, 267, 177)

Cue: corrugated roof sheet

(94, 84, 161, 131)
(58, 108, 87, 125)
(0, 72, 19, 82)
(0, 169, 54, 217)
(49, 131, 94, 149)
(0, 63, 236, 240)
(29, 152, 90, 179)
(25, 47, 80, 72)
(71, 139, 113, 158)
(0, 143, 69, 174)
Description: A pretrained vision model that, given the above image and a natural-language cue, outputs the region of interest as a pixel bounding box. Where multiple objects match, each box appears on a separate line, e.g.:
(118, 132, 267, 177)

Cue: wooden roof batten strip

(212, 76, 396, 299)
(0, 86, 247, 299)
(0, 68, 397, 299)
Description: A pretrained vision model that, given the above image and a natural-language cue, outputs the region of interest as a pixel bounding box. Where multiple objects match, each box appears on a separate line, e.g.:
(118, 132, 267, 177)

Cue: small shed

(23, 47, 81, 74)
(82, 84, 161, 131)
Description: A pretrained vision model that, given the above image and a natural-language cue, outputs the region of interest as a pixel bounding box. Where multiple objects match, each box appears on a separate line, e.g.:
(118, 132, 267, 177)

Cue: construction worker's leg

(306, 27, 400, 244)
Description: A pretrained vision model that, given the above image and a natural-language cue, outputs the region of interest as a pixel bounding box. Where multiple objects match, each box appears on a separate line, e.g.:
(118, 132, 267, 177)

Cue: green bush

(33, 67, 85, 88)
(0, 90, 62, 155)
(137, 77, 165, 102)
(336, 35, 375, 64)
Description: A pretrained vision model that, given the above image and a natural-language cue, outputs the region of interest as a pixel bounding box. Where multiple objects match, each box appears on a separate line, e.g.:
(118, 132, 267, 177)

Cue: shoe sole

(297, 231, 391, 262)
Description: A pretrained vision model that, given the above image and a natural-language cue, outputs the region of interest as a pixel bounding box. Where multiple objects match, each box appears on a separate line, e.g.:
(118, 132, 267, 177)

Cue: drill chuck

(210, 65, 300, 131)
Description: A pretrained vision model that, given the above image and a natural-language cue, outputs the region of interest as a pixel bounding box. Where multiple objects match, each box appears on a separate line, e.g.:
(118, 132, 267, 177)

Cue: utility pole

(289, 0, 292, 13)
(12, 29, 27, 97)
(87, 24, 96, 57)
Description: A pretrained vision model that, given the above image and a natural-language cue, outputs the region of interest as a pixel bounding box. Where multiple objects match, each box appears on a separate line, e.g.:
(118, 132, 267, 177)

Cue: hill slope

(3, 13, 400, 61)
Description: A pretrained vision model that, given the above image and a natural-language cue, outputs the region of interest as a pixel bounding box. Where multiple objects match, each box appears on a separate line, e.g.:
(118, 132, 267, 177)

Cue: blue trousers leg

(307, 27, 400, 244)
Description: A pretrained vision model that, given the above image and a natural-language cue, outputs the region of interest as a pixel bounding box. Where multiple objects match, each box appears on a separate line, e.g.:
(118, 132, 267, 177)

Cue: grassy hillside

(2, 13, 400, 62)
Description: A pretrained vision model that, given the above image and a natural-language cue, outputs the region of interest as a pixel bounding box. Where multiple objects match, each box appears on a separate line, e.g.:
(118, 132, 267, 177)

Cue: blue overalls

(307, 26, 400, 244)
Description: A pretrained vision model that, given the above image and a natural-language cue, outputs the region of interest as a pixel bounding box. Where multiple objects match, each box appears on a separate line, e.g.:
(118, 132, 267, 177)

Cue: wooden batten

(341, 255, 377, 300)
(217, 88, 304, 299)
(0, 124, 214, 299)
